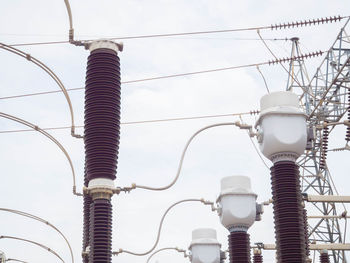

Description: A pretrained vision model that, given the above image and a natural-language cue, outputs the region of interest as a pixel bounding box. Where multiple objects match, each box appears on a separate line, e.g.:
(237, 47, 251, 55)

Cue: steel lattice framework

(286, 18, 350, 263)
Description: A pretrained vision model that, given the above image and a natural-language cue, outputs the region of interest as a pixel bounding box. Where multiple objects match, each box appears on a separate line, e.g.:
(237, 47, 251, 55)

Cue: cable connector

(200, 198, 218, 211)
(113, 184, 137, 194)
(112, 249, 123, 256)
(73, 186, 83, 197)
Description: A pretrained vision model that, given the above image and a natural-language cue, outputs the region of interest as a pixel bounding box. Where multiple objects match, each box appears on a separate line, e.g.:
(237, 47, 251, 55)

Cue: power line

(0, 111, 259, 134)
(0, 61, 268, 100)
(0, 49, 325, 101)
(6, 15, 346, 47)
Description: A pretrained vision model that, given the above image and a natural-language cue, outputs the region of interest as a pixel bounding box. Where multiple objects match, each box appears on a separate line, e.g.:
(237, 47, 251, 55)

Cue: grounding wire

(112, 198, 214, 256)
(6, 15, 347, 47)
(0, 235, 64, 263)
(0, 112, 82, 196)
(0, 208, 74, 263)
(146, 247, 187, 263)
(0, 42, 81, 138)
(0, 111, 257, 134)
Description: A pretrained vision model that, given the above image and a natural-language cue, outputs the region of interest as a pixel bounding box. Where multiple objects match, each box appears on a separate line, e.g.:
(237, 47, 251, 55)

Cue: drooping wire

(6, 15, 346, 47)
(0, 111, 258, 134)
(133, 122, 251, 191)
(0, 208, 74, 263)
(6, 259, 29, 263)
(0, 112, 82, 197)
(239, 115, 270, 170)
(256, 65, 270, 93)
(112, 198, 215, 256)
(0, 42, 82, 138)
(0, 235, 64, 263)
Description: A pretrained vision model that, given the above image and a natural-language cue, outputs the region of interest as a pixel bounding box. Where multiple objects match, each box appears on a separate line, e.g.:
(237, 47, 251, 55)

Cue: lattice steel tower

(286, 18, 350, 263)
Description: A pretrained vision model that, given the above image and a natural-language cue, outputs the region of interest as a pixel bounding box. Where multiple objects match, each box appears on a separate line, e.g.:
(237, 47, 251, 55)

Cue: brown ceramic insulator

(320, 252, 330, 263)
(89, 199, 112, 263)
(228, 231, 251, 263)
(82, 169, 91, 263)
(303, 208, 310, 257)
(270, 161, 306, 263)
(320, 124, 329, 170)
(84, 48, 121, 182)
(253, 251, 263, 263)
(347, 88, 350, 142)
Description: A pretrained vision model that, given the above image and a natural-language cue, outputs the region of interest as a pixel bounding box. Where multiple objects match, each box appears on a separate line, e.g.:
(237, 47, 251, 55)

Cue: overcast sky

(1, 1, 350, 263)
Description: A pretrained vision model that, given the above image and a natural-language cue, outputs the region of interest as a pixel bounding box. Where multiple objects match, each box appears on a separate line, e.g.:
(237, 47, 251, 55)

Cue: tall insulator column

(303, 208, 310, 259)
(83, 40, 122, 263)
(319, 250, 330, 263)
(228, 231, 250, 263)
(253, 249, 263, 263)
(256, 91, 308, 263)
(217, 176, 258, 263)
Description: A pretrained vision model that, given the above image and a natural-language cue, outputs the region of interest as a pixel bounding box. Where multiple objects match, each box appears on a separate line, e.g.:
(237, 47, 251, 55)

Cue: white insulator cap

(255, 91, 307, 161)
(0, 251, 6, 263)
(189, 228, 221, 263)
(89, 40, 123, 53)
(217, 176, 257, 232)
(88, 178, 115, 190)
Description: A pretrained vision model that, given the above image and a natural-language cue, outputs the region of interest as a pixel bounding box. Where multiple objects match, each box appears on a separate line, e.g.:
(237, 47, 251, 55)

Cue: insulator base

(320, 252, 330, 263)
(271, 161, 306, 263)
(89, 199, 112, 263)
(228, 231, 251, 263)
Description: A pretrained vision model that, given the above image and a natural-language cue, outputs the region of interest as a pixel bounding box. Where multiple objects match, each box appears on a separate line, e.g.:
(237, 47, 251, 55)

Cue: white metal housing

(255, 91, 307, 160)
(217, 176, 257, 231)
(189, 228, 221, 263)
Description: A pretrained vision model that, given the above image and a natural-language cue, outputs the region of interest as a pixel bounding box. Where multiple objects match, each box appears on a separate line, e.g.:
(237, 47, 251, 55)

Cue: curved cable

(133, 122, 250, 191)
(0, 208, 74, 263)
(146, 247, 187, 263)
(6, 259, 29, 263)
(0, 235, 64, 263)
(0, 112, 82, 196)
(113, 198, 215, 256)
(0, 42, 82, 138)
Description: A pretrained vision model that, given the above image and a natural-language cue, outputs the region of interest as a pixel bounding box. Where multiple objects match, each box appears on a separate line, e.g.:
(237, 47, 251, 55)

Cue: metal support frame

(285, 18, 350, 263)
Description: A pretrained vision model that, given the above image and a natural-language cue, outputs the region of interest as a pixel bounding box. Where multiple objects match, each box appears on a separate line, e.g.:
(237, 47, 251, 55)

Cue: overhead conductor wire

(0, 112, 82, 196)
(0, 111, 257, 134)
(6, 15, 346, 47)
(0, 235, 64, 263)
(0, 50, 326, 102)
(0, 208, 74, 263)
(0, 42, 82, 138)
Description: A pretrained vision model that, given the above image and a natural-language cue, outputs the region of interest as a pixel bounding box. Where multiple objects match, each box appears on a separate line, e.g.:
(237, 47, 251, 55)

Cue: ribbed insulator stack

(271, 161, 306, 263)
(89, 199, 112, 263)
(320, 251, 330, 263)
(253, 249, 263, 263)
(84, 43, 121, 263)
(84, 47, 121, 182)
(346, 88, 350, 142)
(228, 232, 251, 263)
(83, 174, 92, 263)
(303, 208, 310, 258)
(320, 123, 329, 170)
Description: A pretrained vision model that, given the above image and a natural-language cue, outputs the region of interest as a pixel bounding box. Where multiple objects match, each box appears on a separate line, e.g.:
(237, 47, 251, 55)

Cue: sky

(0, 1, 350, 263)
